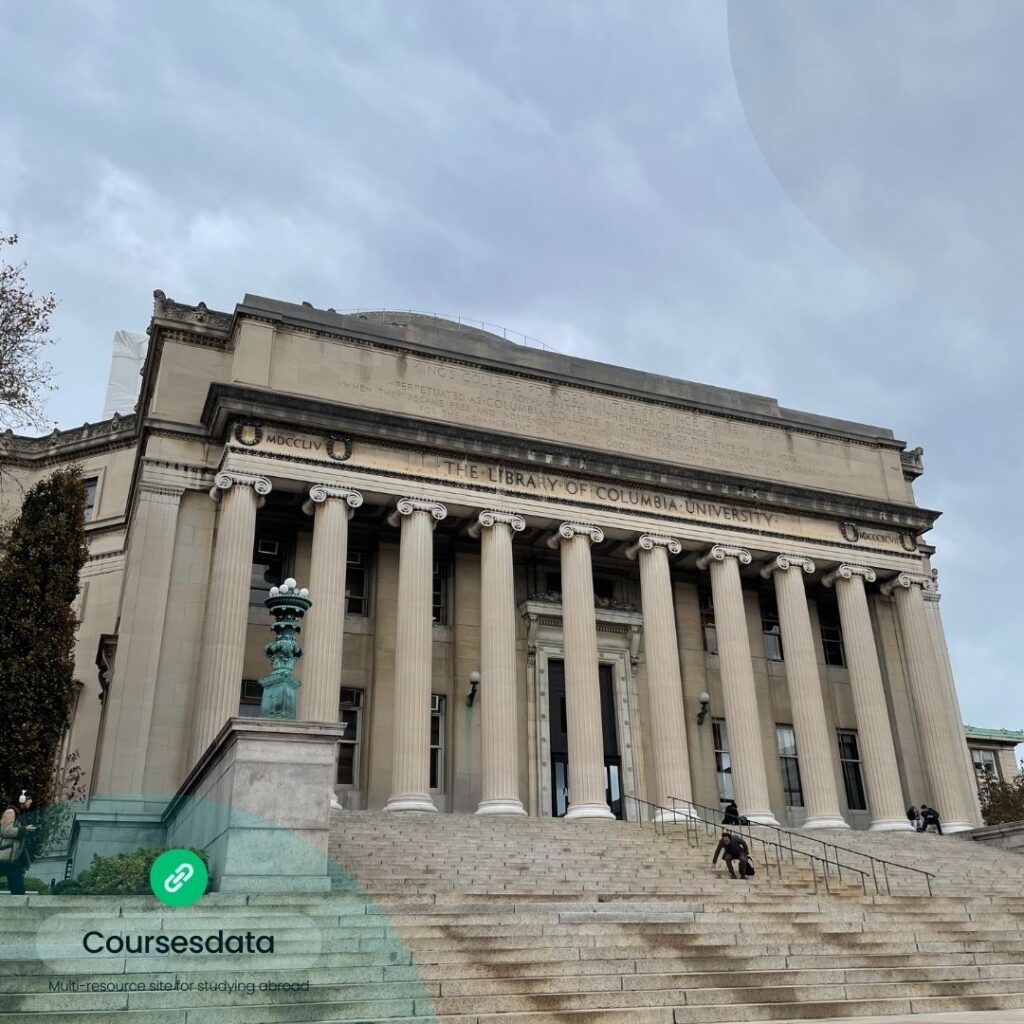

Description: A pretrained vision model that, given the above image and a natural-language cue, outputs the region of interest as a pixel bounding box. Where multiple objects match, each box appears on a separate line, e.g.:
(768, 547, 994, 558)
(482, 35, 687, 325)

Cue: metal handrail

(673, 796, 935, 897)
(621, 793, 869, 896)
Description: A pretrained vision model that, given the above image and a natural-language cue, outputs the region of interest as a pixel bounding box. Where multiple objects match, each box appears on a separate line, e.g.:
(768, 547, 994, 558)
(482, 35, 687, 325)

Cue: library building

(1, 291, 984, 835)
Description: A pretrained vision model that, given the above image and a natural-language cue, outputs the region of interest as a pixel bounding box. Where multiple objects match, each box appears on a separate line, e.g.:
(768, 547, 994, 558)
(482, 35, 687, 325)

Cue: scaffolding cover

(102, 330, 148, 418)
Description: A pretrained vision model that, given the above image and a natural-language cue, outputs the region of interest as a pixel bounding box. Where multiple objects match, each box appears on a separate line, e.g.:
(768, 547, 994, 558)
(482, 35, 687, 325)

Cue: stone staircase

(1, 812, 1024, 1022)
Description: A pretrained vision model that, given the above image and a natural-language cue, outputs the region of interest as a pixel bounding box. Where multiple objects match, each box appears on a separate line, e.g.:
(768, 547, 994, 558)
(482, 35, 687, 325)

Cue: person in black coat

(919, 804, 943, 834)
(712, 830, 754, 879)
(722, 800, 740, 825)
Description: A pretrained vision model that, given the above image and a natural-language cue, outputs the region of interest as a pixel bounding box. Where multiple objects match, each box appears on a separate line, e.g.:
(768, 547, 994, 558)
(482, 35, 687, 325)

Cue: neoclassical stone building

(0, 292, 982, 834)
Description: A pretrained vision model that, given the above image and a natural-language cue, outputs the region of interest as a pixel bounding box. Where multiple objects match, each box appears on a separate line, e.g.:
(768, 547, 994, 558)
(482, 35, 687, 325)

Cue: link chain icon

(150, 849, 208, 907)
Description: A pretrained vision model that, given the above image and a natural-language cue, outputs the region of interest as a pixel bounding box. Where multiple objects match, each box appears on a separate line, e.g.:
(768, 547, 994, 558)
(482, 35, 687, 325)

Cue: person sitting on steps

(721, 800, 740, 825)
(712, 830, 754, 879)
(919, 804, 943, 834)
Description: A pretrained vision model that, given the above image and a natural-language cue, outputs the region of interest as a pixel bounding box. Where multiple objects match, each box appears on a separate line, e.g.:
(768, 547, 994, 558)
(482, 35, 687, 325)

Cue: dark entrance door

(548, 659, 623, 819)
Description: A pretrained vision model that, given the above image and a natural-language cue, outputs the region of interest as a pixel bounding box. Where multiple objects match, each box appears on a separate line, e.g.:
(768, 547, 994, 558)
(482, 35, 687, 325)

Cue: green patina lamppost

(258, 577, 312, 719)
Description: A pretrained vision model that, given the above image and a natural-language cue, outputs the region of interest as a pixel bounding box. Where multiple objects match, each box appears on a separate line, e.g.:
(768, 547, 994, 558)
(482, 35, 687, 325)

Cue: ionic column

(924, 585, 983, 826)
(626, 534, 696, 820)
(881, 572, 977, 832)
(384, 497, 447, 812)
(547, 522, 614, 820)
(822, 565, 911, 830)
(696, 545, 779, 826)
(299, 484, 364, 722)
(188, 471, 272, 767)
(761, 555, 848, 829)
(469, 510, 527, 816)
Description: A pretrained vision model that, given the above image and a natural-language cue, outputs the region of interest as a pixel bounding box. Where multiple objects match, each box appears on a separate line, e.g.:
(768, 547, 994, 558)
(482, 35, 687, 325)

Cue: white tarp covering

(102, 330, 148, 418)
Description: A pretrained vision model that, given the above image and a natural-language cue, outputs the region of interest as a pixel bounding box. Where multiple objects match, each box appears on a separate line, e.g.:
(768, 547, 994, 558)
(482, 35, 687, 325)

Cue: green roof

(964, 725, 1024, 742)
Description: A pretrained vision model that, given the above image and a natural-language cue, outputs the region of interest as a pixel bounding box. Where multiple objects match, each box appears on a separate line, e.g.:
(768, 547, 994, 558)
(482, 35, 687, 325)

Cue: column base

(475, 799, 527, 816)
(654, 805, 701, 823)
(801, 815, 850, 830)
(383, 795, 438, 813)
(565, 802, 615, 821)
(939, 820, 976, 835)
(869, 818, 917, 832)
(742, 811, 782, 827)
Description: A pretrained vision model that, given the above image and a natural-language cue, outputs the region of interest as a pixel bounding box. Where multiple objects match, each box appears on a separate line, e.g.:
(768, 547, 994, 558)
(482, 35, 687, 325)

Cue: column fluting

(188, 472, 271, 767)
(471, 510, 527, 815)
(696, 544, 779, 826)
(548, 522, 614, 820)
(881, 572, 977, 833)
(299, 485, 363, 723)
(384, 498, 447, 812)
(924, 587, 983, 826)
(822, 564, 912, 831)
(626, 534, 696, 820)
(761, 555, 848, 829)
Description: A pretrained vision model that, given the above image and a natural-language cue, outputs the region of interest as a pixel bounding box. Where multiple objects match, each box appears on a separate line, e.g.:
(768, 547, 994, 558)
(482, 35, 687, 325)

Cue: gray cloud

(1, 1, 1017, 734)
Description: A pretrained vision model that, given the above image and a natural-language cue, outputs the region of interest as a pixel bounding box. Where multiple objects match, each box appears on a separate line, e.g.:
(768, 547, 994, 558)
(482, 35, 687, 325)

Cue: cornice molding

(0, 414, 138, 464)
(200, 384, 940, 534)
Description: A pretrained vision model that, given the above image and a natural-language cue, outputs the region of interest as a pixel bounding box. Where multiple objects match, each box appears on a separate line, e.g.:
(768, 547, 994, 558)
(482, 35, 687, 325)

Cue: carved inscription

(443, 460, 780, 526)
(232, 427, 913, 552)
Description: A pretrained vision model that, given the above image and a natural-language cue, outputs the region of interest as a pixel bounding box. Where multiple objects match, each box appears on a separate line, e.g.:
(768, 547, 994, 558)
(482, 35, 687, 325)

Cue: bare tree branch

(0, 233, 56, 430)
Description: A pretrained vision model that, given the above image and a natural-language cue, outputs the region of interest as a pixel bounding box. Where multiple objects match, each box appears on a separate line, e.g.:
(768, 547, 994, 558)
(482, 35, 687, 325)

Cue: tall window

(337, 688, 363, 785)
(250, 537, 285, 605)
(238, 680, 262, 718)
(972, 748, 999, 798)
(712, 718, 733, 802)
(430, 694, 446, 789)
(83, 477, 98, 521)
(699, 584, 718, 655)
(819, 602, 846, 667)
(777, 725, 803, 806)
(761, 592, 784, 662)
(837, 730, 867, 810)
(432, 561, 449, 626)
(346, 550, 370, 616)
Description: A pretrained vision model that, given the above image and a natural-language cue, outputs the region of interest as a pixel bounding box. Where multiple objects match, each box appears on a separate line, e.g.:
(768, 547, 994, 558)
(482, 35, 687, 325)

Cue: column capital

(209, 471, 272, 503)
(387, 497, 448, 527)
(695, 544, 751, 571)
(880, 570, 938, 597)
(546, 522, 604, 548)
(468, 509, 527, 538)
(822, 563, 877, 588)
(302, 484, 363, 517)
(625, 534, 682, 560)
(759, 553, 815, 579)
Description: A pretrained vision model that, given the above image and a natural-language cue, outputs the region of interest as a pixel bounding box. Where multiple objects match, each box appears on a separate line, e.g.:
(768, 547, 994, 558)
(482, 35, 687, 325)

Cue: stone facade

(0, 293, 983, 832)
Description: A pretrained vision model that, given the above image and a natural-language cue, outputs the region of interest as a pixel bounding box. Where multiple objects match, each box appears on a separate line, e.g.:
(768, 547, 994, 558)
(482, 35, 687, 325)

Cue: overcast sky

(2, 2, 1020, 734)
